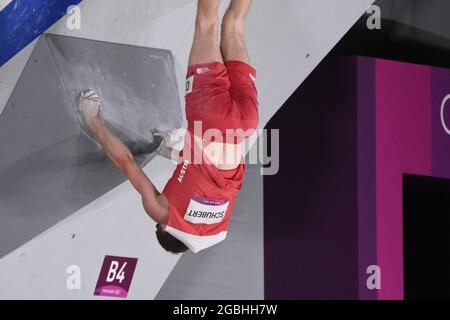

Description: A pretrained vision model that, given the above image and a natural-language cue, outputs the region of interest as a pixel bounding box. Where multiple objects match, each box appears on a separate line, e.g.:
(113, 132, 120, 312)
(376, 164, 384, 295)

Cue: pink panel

(375, 59, 432, 300)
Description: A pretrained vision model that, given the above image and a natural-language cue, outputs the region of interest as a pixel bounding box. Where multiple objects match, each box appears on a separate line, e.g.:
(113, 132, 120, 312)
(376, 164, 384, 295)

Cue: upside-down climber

(79, 0, 258, 253)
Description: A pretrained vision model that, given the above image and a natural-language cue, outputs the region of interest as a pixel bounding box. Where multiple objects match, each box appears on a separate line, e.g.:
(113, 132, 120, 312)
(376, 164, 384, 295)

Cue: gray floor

(156, 164, 264, 300)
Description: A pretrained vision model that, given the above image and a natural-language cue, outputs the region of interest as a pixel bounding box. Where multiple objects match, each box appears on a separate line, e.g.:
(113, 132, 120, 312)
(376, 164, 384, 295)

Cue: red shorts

(185, 60, 259, 144)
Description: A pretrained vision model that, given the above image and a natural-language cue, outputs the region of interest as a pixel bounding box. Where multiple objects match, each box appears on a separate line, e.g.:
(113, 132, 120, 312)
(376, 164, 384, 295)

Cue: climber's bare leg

(221, 0, 252, 63)
(188, 0, 223, 66)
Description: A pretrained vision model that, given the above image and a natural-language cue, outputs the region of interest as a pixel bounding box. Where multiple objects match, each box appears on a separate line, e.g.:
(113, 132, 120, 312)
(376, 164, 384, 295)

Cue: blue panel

(0, 0, 82, 66)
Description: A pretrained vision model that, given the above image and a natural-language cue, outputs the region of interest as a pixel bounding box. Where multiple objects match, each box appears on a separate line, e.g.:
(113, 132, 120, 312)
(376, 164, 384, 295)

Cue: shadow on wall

(403, 174, 450, 300)
(333, 0, 450, 69)
(264, 57, 359, 299)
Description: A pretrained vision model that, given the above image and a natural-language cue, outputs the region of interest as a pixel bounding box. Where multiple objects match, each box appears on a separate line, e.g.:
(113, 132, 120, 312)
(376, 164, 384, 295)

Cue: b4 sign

(94, 255, 138, 298)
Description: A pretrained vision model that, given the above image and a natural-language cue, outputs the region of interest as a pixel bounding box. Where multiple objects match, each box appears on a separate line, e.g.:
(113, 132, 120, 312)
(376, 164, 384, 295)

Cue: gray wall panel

(0, 34, 182, 258)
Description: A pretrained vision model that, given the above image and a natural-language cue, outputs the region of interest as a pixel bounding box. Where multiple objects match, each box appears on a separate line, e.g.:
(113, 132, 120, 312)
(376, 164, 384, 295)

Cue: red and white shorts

(185, 60, 259, 144)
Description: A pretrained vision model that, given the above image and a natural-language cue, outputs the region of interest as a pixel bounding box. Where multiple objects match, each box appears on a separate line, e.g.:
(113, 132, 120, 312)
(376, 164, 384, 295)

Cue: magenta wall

(359, 58, 450, 299)
(375, 60, 432, 300)
(264, 56, 450, 299)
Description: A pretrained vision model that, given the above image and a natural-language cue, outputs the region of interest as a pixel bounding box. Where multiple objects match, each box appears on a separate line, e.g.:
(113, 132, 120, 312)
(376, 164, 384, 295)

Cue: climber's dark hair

(155, 223, 188, 254)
